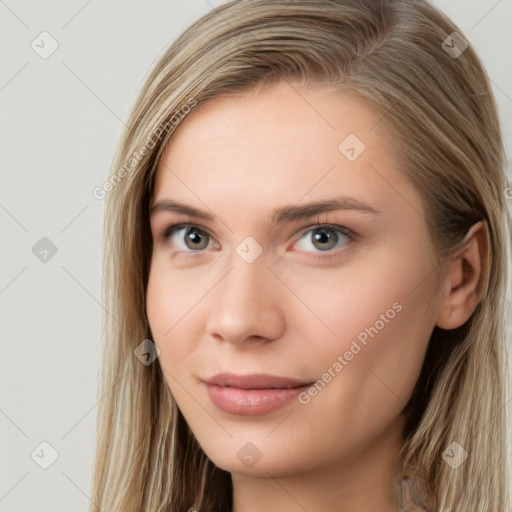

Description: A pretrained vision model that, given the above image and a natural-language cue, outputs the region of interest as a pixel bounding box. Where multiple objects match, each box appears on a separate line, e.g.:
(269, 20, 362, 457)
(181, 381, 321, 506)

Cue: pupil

(313, 229, 336, 250)
(187, 228, 206, 249)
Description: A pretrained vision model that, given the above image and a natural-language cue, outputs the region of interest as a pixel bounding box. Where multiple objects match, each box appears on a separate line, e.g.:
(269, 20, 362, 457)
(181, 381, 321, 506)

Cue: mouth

(202, 373, 315, 415)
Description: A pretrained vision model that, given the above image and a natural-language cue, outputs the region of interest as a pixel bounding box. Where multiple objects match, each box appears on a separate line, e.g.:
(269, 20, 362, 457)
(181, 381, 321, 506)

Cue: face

(146, 81, 441, 479)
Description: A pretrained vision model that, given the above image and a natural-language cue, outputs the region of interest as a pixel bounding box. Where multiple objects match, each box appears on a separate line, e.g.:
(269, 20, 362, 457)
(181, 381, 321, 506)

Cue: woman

(90, 1, 511, 511)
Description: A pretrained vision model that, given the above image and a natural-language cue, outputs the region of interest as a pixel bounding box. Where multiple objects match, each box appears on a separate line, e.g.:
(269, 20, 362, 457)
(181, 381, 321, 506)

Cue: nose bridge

(222, 245, 272, 316)
(206, 243, 284, 344)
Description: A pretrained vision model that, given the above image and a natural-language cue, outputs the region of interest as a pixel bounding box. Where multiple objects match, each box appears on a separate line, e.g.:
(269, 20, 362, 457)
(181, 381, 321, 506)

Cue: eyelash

(157, 219, 356, 261)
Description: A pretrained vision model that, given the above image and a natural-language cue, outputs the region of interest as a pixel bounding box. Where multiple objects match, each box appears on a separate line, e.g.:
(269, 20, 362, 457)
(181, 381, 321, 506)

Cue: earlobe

(435, 220, 490, 330)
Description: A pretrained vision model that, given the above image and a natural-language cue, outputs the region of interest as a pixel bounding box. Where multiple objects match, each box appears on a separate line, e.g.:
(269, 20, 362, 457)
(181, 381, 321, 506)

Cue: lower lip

(204, 383, 311, 415)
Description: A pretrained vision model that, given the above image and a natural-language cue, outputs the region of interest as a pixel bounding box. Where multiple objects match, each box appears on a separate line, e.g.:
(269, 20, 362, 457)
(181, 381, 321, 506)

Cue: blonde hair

(91, 1, 512, 510)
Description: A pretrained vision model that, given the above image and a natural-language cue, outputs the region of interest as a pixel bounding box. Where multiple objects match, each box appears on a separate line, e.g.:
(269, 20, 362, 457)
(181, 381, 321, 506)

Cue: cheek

(146, 263, 208, 389)
(289, 241, 435, 408)
(289, 281, 433, 459)
(146, 259, 211, 338)
(146, 268, 172, 341)
(280, 242, 427, 350)
(146, 265, 188, 380)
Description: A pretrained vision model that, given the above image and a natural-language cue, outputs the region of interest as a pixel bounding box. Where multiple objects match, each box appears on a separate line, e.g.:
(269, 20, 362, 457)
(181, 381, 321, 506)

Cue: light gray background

(1, 1, 511, 511)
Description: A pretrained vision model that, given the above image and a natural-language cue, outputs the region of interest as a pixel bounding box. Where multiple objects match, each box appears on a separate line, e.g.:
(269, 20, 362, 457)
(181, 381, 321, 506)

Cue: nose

(204, 249, 286, 348)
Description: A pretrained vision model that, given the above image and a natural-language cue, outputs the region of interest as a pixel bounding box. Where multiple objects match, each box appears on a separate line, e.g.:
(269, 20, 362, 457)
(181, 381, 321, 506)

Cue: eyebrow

(150, 196, 381, 228)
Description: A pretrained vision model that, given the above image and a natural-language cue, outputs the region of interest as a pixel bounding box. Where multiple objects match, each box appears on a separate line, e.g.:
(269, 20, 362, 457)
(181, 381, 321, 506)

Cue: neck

(231, 414, 405, 512)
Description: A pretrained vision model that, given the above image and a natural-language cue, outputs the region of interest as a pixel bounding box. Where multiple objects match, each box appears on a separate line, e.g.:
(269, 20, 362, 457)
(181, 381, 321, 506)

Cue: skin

(146, 81, 488, 512)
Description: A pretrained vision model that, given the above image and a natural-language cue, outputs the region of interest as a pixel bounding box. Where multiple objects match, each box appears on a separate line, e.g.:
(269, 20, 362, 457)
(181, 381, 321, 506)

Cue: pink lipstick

(203, 373, 313, 415)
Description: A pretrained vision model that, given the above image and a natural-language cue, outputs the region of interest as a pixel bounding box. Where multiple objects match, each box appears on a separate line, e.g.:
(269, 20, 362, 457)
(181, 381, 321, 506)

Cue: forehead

(151, 81, 421, 222)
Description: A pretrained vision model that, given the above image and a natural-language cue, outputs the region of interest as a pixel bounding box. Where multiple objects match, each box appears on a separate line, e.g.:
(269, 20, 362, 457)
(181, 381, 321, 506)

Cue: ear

(435, 220, 490, 330)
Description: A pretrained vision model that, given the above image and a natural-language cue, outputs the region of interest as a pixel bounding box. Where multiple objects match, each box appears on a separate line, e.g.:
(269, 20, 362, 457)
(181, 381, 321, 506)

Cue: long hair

(90, 1, 512, 510)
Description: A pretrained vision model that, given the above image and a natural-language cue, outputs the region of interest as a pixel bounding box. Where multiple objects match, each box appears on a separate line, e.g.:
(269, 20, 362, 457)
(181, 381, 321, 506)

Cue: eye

(157, 221, 355, 260)
(294, 224, 354, 259)
(160, 223, 217, 253)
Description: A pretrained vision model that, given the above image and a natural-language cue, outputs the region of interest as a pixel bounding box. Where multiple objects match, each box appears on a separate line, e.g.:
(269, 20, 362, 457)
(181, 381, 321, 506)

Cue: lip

(202, 373, 314, 415)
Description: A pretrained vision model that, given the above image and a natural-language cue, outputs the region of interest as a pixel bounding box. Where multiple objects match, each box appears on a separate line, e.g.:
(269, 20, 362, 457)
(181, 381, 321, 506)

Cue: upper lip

(204, 372, 313, 389)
